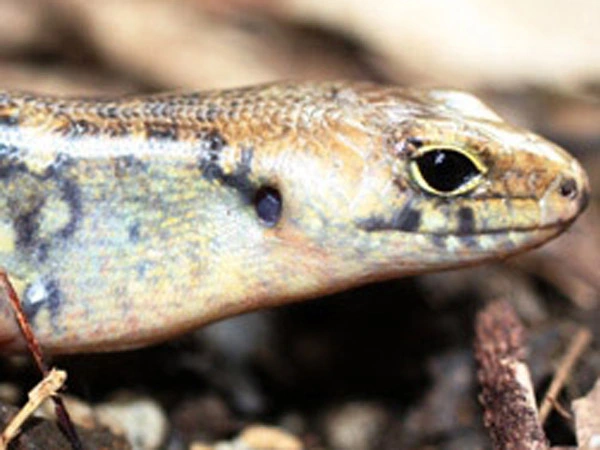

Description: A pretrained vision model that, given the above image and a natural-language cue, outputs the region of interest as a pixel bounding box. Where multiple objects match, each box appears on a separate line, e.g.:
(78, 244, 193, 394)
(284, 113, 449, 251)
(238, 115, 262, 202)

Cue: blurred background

(0, 0, 598, 449)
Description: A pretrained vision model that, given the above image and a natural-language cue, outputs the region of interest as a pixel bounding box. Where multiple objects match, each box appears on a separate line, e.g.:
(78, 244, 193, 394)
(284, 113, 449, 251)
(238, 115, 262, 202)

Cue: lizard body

(0, 82, 588, 353)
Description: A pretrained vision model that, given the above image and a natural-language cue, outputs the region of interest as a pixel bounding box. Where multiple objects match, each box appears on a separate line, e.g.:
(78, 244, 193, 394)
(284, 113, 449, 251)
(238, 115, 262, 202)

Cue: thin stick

(0, 368, 67, 450)
(0, 271, 82, 449)
(539, 327, 592, 424)
(549, 398, 573, 422)
(0, 272, 47, 374)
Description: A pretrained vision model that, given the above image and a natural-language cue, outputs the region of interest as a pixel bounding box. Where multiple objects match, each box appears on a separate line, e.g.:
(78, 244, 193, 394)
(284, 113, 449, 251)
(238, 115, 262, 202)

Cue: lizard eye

(409, 146, 486, 196)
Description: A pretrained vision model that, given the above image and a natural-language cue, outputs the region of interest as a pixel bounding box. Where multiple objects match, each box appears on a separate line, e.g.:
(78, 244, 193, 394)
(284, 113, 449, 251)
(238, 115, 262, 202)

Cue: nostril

(559, 177, 578, 200)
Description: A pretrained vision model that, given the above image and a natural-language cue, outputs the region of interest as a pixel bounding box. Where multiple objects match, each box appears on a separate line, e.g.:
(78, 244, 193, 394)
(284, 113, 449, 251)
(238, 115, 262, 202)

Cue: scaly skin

(0, 81, 589, 353)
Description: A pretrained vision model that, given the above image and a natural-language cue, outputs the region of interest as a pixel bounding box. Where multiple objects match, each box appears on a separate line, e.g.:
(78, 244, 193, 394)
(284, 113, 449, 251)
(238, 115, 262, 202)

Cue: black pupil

(415, 149, 480, 193)
(254, 186, 282, 226)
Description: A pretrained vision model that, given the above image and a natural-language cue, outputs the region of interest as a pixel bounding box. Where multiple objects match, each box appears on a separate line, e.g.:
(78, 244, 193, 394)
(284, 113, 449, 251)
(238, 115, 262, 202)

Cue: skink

(0, 81, 589, 353)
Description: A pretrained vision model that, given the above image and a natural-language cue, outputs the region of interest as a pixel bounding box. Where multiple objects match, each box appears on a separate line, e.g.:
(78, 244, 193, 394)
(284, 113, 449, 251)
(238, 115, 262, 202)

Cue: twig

(0, 368, 67, 450)
(0, 271, 82, 449)
(539, 327, 592, 424)
(0, 272, 47, 374)
(474, 299, 549, 450)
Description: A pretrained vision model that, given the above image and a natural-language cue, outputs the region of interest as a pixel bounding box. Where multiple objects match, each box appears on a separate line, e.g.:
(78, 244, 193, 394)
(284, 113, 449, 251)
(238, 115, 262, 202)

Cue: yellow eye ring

(408, 145, 487, 197)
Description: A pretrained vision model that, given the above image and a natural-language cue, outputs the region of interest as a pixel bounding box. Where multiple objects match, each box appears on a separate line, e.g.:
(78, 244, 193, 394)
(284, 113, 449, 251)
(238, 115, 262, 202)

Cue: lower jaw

(437, 224, 569, 262)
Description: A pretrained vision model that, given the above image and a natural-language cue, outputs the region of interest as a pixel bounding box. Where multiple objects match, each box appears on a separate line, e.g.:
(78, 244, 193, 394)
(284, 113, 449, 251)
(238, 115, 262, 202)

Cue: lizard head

(253, 84, 589, 285)
(365, 88, 589, 267)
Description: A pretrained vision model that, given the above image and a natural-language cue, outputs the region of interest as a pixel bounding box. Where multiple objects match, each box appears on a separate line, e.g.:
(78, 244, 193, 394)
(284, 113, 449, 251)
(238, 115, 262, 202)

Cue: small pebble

(95, 393, 168, 450)
(190, 424, 303, 450)
(237, 425, 303, 450)
(323, 401, 389, 450)
(0, 382, 20, 404)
